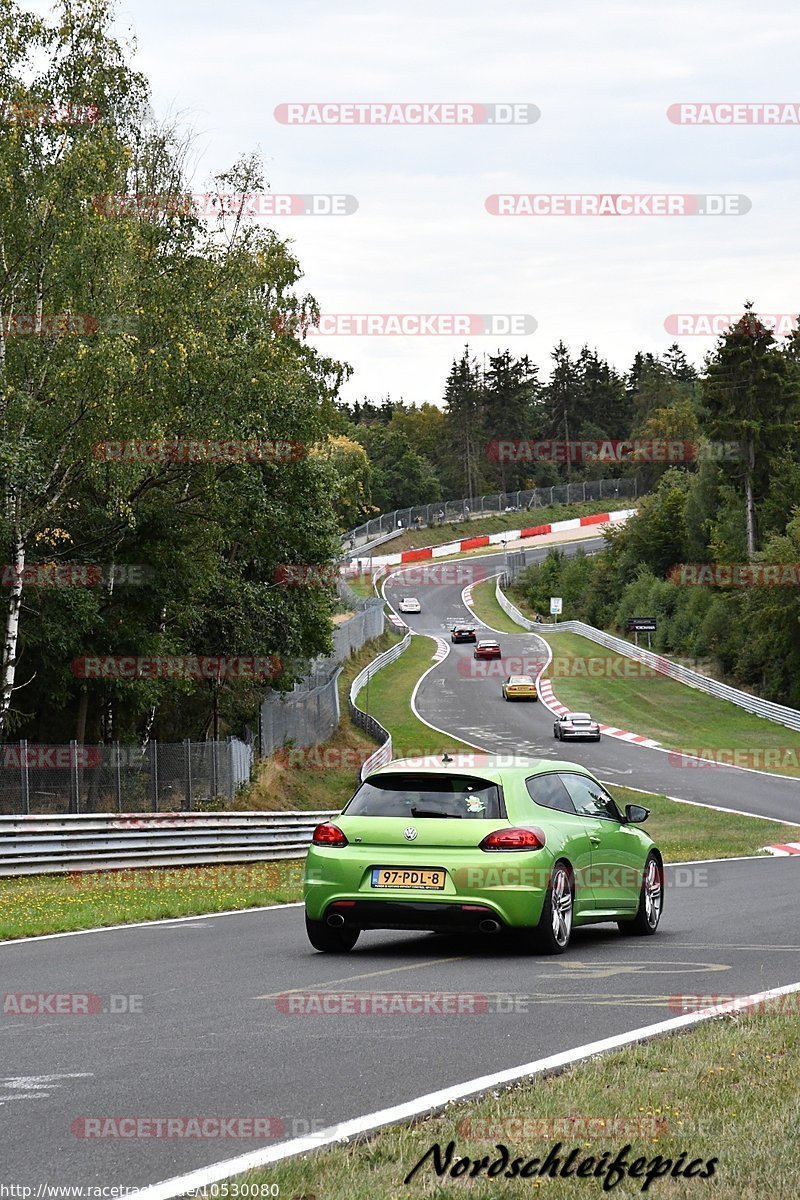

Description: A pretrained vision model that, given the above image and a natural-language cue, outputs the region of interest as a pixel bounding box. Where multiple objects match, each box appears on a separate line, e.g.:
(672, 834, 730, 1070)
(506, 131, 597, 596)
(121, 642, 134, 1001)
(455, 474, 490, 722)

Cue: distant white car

(398, 597, 421, 614)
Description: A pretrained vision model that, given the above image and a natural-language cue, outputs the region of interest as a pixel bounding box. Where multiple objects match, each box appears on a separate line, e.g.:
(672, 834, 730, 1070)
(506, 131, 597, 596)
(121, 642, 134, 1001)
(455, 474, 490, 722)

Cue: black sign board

(626, 617, 657, 632)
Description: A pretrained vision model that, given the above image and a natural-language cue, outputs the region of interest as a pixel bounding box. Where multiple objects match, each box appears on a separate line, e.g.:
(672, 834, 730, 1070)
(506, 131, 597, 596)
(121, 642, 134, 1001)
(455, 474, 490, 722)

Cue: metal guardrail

(495, 577, 800, 732)
(348, 632, 412, 779)
(0, 811, 338, 877)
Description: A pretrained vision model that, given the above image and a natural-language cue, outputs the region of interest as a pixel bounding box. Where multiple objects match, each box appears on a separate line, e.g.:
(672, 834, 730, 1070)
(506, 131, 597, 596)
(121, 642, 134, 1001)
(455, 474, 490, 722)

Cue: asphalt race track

(3, 535, 799, 1190)
(2, 857, 799, 1187)
(383, 542, 800, 825)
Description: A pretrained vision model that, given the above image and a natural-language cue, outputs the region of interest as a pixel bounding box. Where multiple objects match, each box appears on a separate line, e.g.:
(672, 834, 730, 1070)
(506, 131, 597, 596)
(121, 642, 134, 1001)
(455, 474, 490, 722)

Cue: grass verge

(467, 575, 529, 633)
(357, 634, 474, 757)
(193, 1009, 800, 1200)
(537, 629, 800, 778)
(0, 859, 303, 941)
(605, 786, 800, 861)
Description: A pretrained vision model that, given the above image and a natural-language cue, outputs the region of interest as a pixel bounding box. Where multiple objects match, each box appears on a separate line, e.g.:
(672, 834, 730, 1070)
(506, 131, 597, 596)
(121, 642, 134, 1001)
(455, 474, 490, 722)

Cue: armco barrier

(349, 632, 412, 778)
(0, 811, 337, 877)
(495, 577, 800, 733)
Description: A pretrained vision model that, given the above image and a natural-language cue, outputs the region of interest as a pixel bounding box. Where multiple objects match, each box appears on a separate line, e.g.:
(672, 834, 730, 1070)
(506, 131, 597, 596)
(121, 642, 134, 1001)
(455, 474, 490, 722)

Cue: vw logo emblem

(403, 827, 417, 841)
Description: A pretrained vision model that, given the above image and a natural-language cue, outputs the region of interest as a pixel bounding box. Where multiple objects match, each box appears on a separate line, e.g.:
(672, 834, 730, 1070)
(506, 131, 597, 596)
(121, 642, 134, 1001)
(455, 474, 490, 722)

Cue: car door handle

(589, 835, 601, 846)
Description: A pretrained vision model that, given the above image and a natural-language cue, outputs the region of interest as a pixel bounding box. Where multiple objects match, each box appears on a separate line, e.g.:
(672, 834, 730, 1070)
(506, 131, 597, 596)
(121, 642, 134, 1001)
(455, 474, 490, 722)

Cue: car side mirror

(624, 804, 650, 824)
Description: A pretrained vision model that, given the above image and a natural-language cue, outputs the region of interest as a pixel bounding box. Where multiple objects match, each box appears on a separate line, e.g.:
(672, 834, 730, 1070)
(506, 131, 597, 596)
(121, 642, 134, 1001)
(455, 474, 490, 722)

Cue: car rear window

(344, 773, 503, 819)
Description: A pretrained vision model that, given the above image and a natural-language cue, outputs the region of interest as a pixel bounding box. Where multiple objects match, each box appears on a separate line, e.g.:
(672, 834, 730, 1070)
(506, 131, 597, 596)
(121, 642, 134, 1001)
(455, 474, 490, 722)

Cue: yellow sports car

(501, 674, 539, 701)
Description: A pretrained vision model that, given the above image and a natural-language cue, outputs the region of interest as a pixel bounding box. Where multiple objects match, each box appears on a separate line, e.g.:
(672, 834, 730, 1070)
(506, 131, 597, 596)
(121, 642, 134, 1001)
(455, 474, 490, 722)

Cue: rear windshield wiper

(409, 807, 461, 819)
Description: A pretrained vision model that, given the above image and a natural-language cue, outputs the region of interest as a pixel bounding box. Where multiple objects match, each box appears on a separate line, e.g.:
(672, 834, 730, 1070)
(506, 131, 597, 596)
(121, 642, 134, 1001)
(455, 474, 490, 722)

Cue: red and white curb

(432, 638, 449, 662)
(537, 678, 661, 748)
(347, 509, 636, 570)
(762, 842, 800, 856)
(387, 612, 406, 630)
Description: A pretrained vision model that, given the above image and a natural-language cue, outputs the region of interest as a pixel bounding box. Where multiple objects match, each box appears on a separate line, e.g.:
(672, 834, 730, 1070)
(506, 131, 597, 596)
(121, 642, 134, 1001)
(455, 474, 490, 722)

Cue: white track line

(129, 978, 800, 1200)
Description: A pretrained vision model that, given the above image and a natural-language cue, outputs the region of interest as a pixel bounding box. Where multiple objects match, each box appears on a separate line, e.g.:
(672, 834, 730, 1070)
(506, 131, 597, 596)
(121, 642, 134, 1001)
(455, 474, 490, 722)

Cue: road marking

(535, 959, 730, 979)
(0, 1073, 92, 1106)
(127, 978, 800, 1200)
(253, 956, 465, 1001)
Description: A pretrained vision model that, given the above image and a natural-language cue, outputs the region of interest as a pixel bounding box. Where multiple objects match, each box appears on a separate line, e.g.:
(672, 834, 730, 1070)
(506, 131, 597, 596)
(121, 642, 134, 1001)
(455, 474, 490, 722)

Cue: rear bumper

(321, 898, 510, 933)
(305, 845, 551, 928)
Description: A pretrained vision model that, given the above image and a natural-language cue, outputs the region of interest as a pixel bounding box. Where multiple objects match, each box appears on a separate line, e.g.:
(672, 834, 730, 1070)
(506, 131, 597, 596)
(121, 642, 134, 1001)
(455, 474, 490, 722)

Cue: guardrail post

(19, 740, 30, 815)
(114, 742, 122, 811)
(70, 740, 80, 813)
(151, 740, 159, 812)
(185, 739, 193, 811)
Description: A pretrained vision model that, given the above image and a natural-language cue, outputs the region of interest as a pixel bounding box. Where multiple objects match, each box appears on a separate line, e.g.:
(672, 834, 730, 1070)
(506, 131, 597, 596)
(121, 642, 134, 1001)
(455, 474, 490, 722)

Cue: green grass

(193, 1009, 800, 1199)
(467, 575, 529, 633)
(381, 497, 636, 554)
(607, 786, 800, 861)
(0, 860, 304, 941)
(356, 634, 474, 757)
(538, 630, 800, 778)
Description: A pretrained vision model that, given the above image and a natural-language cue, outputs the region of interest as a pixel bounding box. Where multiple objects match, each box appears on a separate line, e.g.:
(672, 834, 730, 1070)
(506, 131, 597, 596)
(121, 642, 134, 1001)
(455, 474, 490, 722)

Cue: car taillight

(312, 823, 349, 847)
(479, 827, 546, 851)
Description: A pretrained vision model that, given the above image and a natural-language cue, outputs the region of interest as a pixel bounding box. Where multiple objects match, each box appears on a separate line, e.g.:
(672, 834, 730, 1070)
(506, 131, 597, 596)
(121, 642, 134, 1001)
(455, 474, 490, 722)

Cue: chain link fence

(0, 739, 253, 816)
(347, 476, 637, 547)
(259, 598, 386, 756)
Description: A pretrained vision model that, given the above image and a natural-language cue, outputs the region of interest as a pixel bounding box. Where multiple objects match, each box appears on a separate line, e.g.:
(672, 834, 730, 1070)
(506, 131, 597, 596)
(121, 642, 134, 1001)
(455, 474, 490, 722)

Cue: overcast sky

(39, 0, 800, 403)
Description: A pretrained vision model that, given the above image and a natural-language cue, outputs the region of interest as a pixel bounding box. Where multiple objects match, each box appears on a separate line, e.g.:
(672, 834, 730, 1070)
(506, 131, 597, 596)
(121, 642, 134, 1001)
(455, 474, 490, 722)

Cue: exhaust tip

(326, 912, 346, 927)
(478, 918, 501, 934)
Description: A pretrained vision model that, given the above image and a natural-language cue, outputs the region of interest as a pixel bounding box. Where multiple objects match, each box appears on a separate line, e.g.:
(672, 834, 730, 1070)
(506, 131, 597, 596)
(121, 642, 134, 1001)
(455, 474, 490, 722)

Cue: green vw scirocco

(304, 754, 663, 955)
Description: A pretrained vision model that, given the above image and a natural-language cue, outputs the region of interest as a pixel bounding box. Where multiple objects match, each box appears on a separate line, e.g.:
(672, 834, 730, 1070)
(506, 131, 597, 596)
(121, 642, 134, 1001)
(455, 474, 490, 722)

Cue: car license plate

(371, 867, 446, 890)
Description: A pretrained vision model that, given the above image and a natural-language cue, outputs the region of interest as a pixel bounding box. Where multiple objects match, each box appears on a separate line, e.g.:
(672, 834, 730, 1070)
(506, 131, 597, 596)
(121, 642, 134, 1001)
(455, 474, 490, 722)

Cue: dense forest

(514, 312, 800, 706)
(329, 341, 699, 522)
